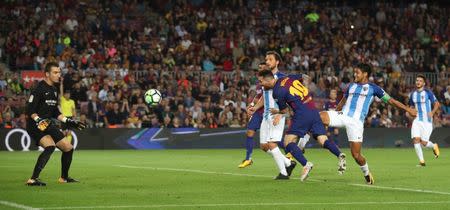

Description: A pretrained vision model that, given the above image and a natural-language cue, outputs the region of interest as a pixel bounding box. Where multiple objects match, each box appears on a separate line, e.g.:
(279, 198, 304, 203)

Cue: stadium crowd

(0, 0, 449, 129)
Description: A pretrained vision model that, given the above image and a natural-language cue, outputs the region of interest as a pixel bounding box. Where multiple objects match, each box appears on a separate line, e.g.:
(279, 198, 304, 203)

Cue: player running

(254, 70, 344, 181)
(319, 63, 417, 184)
(238, 62, 266, 168)
(408, 74, 440, 166)
(26, 62, 86, 186)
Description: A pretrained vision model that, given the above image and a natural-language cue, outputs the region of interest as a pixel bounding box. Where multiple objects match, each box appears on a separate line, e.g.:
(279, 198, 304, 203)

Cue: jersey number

(289, 80, 308, 100)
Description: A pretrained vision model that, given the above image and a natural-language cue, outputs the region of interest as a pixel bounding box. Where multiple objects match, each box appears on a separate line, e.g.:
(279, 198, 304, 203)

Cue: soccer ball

(144, 89, 162, 106)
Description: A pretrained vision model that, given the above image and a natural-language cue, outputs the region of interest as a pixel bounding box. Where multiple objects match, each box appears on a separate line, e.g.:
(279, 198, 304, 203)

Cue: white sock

(360, 163, 370, 176)
(425, 141, 435, 149)
(414, 143, 424, 162)
(270, 147, 288, 176)
(283, 156, 291, 167)
(298, 133, 311, 149)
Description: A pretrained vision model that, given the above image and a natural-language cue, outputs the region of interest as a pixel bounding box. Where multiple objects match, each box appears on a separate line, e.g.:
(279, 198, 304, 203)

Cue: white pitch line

(114, 164, 320, 182)
(0, 200, 41, 210)
(115, 165, 450, 196)
(114, 165, 276, 179)
(41, 201, 450, 209)
(350, 184, 450, 196)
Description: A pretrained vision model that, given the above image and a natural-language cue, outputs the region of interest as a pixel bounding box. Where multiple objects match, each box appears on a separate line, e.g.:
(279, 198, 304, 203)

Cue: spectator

(444, 86, 450, 114)
(0, 1, 448, 128)
(104, 102, 125, 128)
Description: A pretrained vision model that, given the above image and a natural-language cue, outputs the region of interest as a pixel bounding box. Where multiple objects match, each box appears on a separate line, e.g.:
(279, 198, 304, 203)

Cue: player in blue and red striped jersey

(255, 70, 345, 181)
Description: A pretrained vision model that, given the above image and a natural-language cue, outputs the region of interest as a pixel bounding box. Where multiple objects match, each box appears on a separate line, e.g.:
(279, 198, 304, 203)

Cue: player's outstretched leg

(239, 130, 256, 168)
(350, 142, 373, 185)
(27, 145, 56, 186)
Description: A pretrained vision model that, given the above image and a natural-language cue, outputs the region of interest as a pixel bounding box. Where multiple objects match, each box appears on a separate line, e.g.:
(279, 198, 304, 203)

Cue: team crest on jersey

(363, 87, 368, 91)
(54, 92, 57, 97)
(280, 78, 289, 86)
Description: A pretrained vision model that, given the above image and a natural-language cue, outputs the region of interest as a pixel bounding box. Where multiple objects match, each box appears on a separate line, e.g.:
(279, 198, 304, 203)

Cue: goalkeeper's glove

(64, 117, 86, 130)
(35, 118, 51, 131)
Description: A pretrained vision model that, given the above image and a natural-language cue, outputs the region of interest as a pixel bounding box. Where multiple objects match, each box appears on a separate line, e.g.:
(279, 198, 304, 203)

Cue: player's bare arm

(429, 101, 441, 118)
(387, 97, 417, 117)
(247, 96, 264, 115)
(336, 97, 347, 111)
(269, 107, 288, 115)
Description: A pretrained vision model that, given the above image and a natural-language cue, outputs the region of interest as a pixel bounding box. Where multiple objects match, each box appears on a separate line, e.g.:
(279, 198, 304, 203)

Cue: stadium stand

(0, 0, 448, 129)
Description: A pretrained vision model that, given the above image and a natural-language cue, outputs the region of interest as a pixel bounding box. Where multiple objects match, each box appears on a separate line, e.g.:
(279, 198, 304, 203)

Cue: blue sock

(286, 142, 307, 166)
(277, 140, 288, 154)
(323, 140, 341, 157)
(333, 134, 339, 146)
(245, 137, 253, 160)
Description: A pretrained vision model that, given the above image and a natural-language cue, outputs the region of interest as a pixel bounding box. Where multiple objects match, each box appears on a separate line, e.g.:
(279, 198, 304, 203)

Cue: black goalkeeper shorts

(27, 122, 65, 146)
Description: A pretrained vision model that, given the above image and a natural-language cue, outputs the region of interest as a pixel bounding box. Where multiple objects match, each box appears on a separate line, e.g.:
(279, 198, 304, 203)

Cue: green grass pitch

(0, 148, 449, 209)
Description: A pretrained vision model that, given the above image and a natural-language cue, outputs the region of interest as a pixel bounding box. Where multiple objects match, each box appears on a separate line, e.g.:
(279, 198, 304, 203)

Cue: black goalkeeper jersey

(26, 80, 62, 124)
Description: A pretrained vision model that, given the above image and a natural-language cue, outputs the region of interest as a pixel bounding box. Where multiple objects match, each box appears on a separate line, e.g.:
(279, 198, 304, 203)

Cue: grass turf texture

(0, 148, 449, 209)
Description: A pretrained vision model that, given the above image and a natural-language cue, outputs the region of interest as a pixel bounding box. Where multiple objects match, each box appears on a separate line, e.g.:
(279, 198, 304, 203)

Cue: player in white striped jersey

(408, 75, 441, 167)
(320, 63, 417, 184)
(250, 51, 295, 179)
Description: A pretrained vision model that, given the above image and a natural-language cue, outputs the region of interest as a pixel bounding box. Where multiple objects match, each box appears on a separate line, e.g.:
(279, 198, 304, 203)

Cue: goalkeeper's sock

(61, 149, 74, 179)
(31, 146, 55, 179)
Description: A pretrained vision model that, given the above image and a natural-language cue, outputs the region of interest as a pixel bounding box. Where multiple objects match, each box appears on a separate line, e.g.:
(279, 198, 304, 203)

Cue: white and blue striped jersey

(263, 71, 286, 120)
(408, 89, 437, 123)
(342, 83, 387, 122)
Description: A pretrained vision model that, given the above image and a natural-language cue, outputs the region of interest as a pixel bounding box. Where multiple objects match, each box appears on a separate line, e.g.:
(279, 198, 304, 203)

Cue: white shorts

(411, 119, 433, 141)
(327, 111, 364, 142)
(260, 117, 285, 144)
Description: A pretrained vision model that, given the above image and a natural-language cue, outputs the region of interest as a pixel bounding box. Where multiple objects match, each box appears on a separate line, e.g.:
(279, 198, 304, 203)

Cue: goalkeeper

(26, 62, 86, 186)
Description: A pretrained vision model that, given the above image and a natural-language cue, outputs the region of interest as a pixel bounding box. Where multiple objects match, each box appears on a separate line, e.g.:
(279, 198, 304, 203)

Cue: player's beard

(269, 65, 276, 71)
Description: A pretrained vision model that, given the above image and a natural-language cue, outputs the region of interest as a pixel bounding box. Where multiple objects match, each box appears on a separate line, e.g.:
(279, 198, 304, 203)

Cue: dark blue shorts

(286, 110, 326, 138)
(327, 126, 337, 132)
(247, 111, 263, 131)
